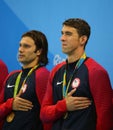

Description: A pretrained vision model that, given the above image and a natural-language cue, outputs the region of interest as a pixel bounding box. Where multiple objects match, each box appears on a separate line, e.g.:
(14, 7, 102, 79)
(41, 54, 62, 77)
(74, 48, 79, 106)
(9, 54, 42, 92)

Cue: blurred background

(0, 0, 113, 88)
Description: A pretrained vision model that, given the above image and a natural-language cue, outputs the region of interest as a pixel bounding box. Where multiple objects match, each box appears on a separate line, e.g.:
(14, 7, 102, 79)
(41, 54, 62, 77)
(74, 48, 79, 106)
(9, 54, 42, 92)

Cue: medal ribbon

(62, 52, 86, 98)
(14, 65, 39, 97)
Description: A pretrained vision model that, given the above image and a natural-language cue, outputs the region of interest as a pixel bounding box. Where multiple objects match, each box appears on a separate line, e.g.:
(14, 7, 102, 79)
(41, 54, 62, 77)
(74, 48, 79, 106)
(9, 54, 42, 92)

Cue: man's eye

(61, 31, 72, 36)
(19, 43, 31, 48)
(23, 45, 30, 48)
(65, 32, 72, 36)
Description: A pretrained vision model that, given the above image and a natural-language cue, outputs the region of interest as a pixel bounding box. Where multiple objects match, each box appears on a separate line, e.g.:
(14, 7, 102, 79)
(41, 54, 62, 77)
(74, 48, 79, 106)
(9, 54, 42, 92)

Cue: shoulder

(50, 61, 66, 79)
(3, 70, 21, 85)
(35, 66, 50, 78)
(85, 58, 106, 70)
(52, 61, 66, 72)
(0, 60, 8, 78)
(0, 60, 6, 66)
(9, 70, 21, 75)
(84, 57, 108, 76)
(35, 66, 49, 74)
(0, 60, 8, 70)
(6, 70, 21, 80)
(35, 67, 50, 87)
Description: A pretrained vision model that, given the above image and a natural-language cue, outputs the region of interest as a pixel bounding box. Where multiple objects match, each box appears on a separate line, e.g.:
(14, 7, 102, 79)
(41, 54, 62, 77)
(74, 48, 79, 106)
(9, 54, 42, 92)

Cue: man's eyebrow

(19, 43, 32, 47)
(61, 31, 73, 35)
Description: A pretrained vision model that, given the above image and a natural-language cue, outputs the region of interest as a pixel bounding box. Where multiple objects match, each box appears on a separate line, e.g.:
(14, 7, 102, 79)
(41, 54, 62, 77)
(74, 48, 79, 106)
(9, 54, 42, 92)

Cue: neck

(22, 61, 38, 69)
(67, 50, 85, 63)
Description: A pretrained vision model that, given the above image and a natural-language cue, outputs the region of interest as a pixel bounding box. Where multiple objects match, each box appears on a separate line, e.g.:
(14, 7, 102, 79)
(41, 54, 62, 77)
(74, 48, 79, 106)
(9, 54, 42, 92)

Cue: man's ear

(80, 35, 87, 46)
(36, 49, 42, 56)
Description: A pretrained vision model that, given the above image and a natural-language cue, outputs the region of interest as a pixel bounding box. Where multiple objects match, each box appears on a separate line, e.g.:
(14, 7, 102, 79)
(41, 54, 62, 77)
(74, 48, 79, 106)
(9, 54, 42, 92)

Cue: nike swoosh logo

(56, 81, 63, 85)
(7, 84, 14, 88)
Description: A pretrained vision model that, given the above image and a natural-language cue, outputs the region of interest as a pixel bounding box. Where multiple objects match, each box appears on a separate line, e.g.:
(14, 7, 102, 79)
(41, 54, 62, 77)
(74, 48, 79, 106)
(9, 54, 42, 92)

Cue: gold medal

(6, 112, 15, 122)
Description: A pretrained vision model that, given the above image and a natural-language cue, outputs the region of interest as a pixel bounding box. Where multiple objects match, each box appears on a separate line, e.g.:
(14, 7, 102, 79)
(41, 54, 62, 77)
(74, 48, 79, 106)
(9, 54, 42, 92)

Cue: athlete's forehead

(19, 36, 35, 46)
(61, 25, 77, 33)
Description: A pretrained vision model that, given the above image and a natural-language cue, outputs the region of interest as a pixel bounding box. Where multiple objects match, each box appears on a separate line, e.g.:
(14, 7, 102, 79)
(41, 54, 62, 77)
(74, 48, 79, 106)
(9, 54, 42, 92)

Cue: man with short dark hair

(40, 18, 113, 130)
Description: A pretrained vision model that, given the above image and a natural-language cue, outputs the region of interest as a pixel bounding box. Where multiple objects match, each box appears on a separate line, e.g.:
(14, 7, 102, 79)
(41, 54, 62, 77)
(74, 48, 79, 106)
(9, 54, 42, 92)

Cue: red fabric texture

(0, 67, 50, 130)
(0, 70, 20, 129)
(85, 58, 113, 130)
(0, 60, 8, 129)
(40, 62, 67, 124)
(0, 60, 8, 94)
(41, 59, 113, 130)
(34, 67, 51, 130)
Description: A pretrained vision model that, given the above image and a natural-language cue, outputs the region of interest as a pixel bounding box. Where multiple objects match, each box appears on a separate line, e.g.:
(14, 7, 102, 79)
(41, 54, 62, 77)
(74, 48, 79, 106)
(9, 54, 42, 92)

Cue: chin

(62, 50, 68, 54)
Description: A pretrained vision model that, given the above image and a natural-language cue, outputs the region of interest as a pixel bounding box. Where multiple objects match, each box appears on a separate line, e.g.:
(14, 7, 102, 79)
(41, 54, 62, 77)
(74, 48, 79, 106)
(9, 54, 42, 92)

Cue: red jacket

(0, 60, 8, 129)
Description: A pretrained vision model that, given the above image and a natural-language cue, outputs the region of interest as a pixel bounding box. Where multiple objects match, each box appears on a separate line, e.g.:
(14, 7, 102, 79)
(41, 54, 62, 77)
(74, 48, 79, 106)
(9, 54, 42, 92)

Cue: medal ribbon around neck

(6, 64, 39, 123)
(62, 52, 86, 98)
(14, 64, 39, 97)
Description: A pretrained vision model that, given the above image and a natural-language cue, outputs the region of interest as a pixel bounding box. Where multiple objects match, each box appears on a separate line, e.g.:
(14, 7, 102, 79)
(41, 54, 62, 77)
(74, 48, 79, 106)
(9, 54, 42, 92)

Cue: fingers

(17, 97, 32, 105)
(65, 91, 92, 111)
(16, 104, 33, 111)
(13, 97, 33, 111)
(72, 98, 91, 110)
(67, 88, 76, 96)
(73, 96, 91, 102)
(17, 98, 33, 110)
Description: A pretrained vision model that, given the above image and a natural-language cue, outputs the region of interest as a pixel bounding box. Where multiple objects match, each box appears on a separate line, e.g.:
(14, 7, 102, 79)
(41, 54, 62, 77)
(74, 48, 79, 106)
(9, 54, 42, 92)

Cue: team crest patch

(72, 78, 80, 89)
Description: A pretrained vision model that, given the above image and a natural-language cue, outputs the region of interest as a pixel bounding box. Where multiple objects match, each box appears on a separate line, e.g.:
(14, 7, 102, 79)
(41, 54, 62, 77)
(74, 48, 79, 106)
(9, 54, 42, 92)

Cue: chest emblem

(72, 78, 80, 89)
